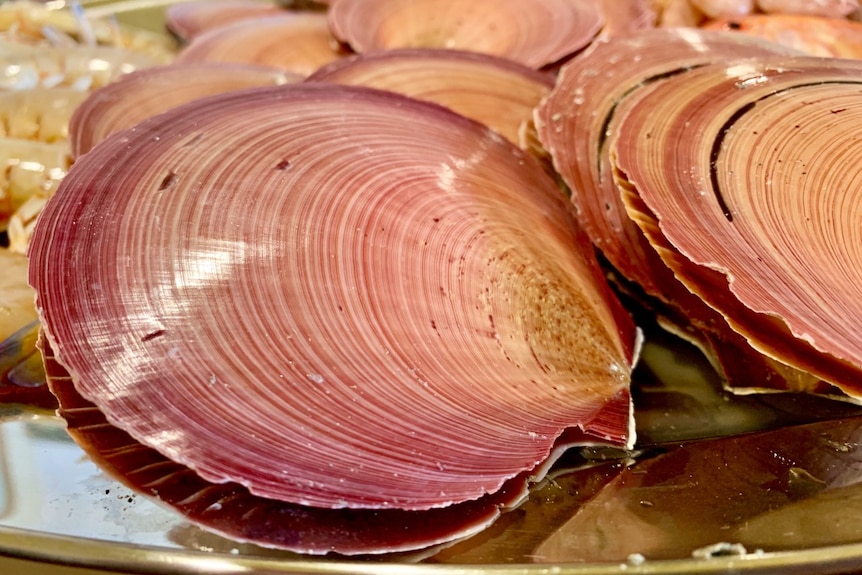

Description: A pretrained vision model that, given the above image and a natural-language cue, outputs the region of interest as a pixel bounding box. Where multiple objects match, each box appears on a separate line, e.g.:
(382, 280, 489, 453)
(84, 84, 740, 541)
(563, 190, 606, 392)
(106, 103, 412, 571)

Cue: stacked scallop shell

(13, 0, 862, 557)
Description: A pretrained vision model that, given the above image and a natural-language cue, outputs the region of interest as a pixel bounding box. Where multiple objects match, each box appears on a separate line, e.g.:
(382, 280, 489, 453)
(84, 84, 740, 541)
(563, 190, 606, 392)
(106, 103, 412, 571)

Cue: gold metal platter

(4, 2, 862, 573)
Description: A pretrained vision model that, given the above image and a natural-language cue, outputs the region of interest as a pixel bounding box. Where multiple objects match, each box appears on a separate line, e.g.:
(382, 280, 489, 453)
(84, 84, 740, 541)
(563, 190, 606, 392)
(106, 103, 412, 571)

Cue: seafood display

(0, 251, 35, 344)
(535, 415, 862, 562)
(0, 0, 174, 55)
(5, 0, 862, 567)
(704, 13, 862, 57)
(535, 28, 793, 307)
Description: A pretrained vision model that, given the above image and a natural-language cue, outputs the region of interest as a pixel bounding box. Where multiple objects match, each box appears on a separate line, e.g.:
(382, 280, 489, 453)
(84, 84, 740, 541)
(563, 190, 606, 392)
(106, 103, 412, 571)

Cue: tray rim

(3, 524, 862, 575)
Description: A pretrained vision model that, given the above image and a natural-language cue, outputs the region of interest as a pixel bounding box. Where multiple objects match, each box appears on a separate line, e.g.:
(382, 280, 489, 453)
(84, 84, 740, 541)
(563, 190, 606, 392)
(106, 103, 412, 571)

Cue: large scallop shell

(611, 56, 862, 395)
(29, 84, 636, 553)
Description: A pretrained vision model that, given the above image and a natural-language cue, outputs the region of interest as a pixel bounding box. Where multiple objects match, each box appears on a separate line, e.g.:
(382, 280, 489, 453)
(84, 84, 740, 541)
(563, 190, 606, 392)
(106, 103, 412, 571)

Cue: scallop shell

(611, 56, 862, 395)
(598, 0, 657, 35)
(69, 62, 299, 158)
(327, 0, 604, 69)
(535, 28, 796, 305)
(175, 13, 348, 77)
(165, 0, 287, 43)
(308, 48, 554, 146)
(703, 13, 862, 58)
(29, 83, 637, 553)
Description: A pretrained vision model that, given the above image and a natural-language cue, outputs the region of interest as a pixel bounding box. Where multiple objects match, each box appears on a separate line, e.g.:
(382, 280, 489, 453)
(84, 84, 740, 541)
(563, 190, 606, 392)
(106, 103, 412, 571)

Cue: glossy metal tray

(5, 327, 862, 574)
(4, 2, 862, 573)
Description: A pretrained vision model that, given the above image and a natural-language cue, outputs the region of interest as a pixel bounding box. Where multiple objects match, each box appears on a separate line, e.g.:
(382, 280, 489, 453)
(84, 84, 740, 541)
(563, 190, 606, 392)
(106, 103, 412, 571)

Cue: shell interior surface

(611, 56, 862, 394)
(29, 84, 635, 521)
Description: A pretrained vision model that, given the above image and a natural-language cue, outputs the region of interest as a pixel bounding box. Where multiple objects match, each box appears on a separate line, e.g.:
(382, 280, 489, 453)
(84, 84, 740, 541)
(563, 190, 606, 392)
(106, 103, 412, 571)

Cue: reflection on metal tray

(4, 1, 862, 573)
